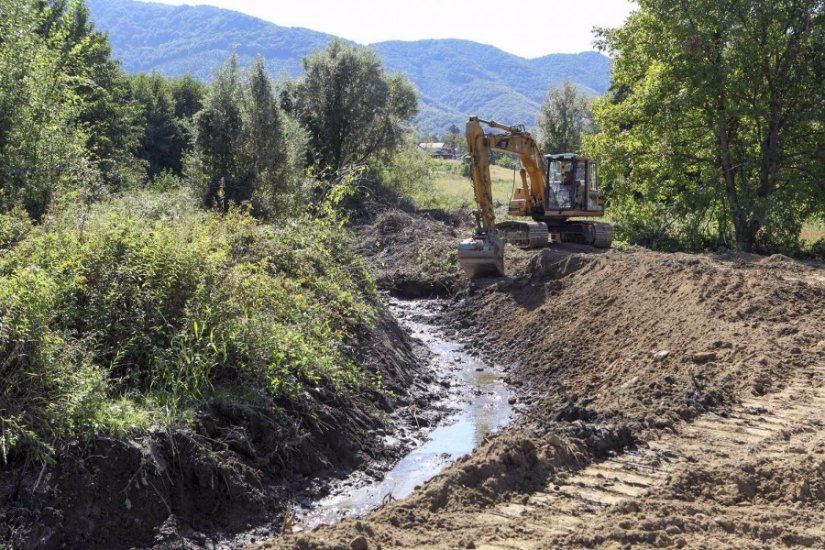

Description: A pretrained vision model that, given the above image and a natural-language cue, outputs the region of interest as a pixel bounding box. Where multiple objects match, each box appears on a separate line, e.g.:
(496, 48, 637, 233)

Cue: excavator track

(495, 221, 549, 249)
(591, 221, 613, 248)
(554, 221, 613, 248)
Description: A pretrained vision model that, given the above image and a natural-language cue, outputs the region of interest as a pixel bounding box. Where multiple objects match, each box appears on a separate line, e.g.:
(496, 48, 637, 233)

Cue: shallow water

(294, 298, 512, 530)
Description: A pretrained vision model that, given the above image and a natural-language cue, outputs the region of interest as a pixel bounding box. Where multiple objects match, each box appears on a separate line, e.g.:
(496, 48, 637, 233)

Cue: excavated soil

(258, 211, 825, 550)
(354, 209, 470, 298)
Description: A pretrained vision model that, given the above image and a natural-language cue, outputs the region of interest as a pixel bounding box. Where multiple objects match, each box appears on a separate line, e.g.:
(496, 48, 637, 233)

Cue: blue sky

(146, 0, 636, 58)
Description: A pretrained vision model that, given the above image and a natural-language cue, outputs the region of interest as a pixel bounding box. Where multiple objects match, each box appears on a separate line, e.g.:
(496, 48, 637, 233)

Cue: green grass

(0, 188, 379, 464)
(408, 159, 521, 213)
(801, 220, 825, 244)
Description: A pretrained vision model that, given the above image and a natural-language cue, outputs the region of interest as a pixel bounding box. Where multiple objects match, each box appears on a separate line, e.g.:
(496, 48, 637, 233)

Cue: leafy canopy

(192, 55, 305, 216)
(536, 80, 595, 154)
(285, 39, 418, 173)
(589, 0, 825, 252)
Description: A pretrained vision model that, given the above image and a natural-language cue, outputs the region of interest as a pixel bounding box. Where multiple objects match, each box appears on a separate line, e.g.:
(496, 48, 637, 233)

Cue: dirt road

(259, 213, 825, 549)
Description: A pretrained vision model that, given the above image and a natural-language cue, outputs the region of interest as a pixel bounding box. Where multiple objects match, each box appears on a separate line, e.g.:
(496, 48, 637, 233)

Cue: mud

(354, 210, 469, 298)
(289, 298, 512, 532)
(258, 211, 825, 550)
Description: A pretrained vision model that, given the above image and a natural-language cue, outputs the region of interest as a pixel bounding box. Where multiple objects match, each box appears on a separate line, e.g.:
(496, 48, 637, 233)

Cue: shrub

(0, 188, 377, 463)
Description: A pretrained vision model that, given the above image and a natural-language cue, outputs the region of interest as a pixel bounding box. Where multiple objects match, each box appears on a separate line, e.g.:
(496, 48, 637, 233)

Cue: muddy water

(294, 298, 512, 531)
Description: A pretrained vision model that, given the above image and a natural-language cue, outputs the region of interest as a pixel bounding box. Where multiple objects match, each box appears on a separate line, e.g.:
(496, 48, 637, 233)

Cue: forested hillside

(84, 0, 335, 79)
(84, 0, 611, 133)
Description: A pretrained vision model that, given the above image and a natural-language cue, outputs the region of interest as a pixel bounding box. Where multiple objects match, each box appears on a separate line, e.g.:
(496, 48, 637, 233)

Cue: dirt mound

(354, 208, 539, 298)
(455, 247, 824, 429)
(262, 234, 825, 549)
(267, 430, 586, 550)
(355, 210, 468, 298)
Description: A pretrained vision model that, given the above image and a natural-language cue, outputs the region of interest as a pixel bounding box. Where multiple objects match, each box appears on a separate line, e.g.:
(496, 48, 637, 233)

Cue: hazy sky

(146, 0, 636, 58)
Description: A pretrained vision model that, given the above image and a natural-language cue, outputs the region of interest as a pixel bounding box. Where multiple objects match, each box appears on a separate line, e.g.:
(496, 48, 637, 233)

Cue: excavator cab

(545, 153, 604, 214)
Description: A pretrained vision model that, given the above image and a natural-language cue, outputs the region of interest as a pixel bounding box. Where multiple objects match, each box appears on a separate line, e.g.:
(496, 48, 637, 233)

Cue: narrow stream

(293, 298, 513, 531)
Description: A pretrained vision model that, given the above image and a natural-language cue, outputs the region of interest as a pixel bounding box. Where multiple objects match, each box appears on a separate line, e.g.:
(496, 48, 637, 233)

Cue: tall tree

(169, 74, 207, 120)
(195, 54, 246, 209)
(285, 39, 418, 173)
(129, 72, 189, 177)
(590, 0, 825, 252)
(42, 0, 143, 188)
(241, 58, 287, 191)
(537, 80, 594, 154)
(240, 57, 304, 214)
(193, 55, 301, 214)
(0, 0, 90, 217)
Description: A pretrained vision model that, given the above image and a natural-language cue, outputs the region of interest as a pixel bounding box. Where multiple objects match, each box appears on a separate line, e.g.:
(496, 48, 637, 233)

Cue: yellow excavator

(458, 116, 612, 278)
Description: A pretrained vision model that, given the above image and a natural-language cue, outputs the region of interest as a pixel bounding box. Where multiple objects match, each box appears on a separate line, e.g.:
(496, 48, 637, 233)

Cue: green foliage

(192, 55, 306, 216)
(0, 0, 92, 218)
(168, 74, 207, 119)
(128, 72, 191, 177)
(589, 0, 825, 253)
(371, 138, 438, 199)
(0, 189, 378, 463)
(45, 0, 144, 189)
(536, 80, 595, 154)
(0, 0, 152, 219)
(0, 209, 34, 251)
(284, 40, 418, 172)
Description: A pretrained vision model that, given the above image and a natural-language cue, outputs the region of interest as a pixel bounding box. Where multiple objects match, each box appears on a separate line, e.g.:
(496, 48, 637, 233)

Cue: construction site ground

(259, 209, 825, 550)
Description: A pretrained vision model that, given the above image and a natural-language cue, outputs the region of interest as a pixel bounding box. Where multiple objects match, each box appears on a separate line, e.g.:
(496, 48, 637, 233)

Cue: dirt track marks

(473, 361, 825, 550)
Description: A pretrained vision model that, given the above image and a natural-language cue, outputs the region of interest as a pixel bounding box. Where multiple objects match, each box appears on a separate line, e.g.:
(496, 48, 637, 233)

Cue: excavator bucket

(457, 233, 505, 279)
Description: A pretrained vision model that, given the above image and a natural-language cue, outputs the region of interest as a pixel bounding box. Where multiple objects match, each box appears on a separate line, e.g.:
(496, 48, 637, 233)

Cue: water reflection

(295, 299, 512, 530)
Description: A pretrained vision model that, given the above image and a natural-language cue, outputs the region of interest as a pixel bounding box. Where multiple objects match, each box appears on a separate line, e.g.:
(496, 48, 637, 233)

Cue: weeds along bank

(0, 188, 423, 548)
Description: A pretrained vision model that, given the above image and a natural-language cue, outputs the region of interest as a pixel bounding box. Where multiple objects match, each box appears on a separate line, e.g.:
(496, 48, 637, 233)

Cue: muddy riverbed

(261, 242, 825, 550)
(291, 299, 513, 531)
(222, 297, 514, 549)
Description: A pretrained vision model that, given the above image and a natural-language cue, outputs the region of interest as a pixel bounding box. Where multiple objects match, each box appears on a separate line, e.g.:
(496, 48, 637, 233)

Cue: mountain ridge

(86, 0, 611, 133)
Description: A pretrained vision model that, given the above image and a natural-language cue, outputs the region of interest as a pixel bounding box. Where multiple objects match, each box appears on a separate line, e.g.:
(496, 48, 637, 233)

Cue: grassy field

(408, 159, 520, 212)
(801, 220, 825, 244)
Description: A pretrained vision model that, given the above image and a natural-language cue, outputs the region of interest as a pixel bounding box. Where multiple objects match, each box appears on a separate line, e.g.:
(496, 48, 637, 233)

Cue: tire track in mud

(473, 361, 825, 550)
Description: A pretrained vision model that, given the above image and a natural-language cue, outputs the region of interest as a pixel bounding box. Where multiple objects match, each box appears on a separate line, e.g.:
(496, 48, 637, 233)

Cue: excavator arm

(466, 117, 552, 218)
(458, 117, 551, 278)
(465, 117, 498, 232)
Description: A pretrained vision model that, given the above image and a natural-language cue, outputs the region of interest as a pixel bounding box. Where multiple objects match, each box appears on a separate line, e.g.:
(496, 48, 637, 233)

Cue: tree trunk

(716, 110, 756, 251)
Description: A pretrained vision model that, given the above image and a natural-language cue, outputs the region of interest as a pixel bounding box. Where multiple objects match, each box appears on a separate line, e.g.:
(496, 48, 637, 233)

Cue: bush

(0, 188, 378, 463)
(372, 138, 437, 198)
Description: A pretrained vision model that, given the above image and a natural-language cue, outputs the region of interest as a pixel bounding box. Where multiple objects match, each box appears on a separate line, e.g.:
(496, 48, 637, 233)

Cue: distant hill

(372, 41, 610, 132)
(86, 0, 611, 134)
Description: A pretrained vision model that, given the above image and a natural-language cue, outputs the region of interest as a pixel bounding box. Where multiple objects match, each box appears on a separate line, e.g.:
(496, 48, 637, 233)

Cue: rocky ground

(259, 210, 825, 549)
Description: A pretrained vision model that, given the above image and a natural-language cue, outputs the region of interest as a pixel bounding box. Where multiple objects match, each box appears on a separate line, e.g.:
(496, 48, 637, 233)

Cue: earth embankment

(265, 211, 825, 550)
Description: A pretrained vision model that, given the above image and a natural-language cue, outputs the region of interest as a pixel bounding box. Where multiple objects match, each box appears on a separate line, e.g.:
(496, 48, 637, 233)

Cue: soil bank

(261, 210, 825, 550)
